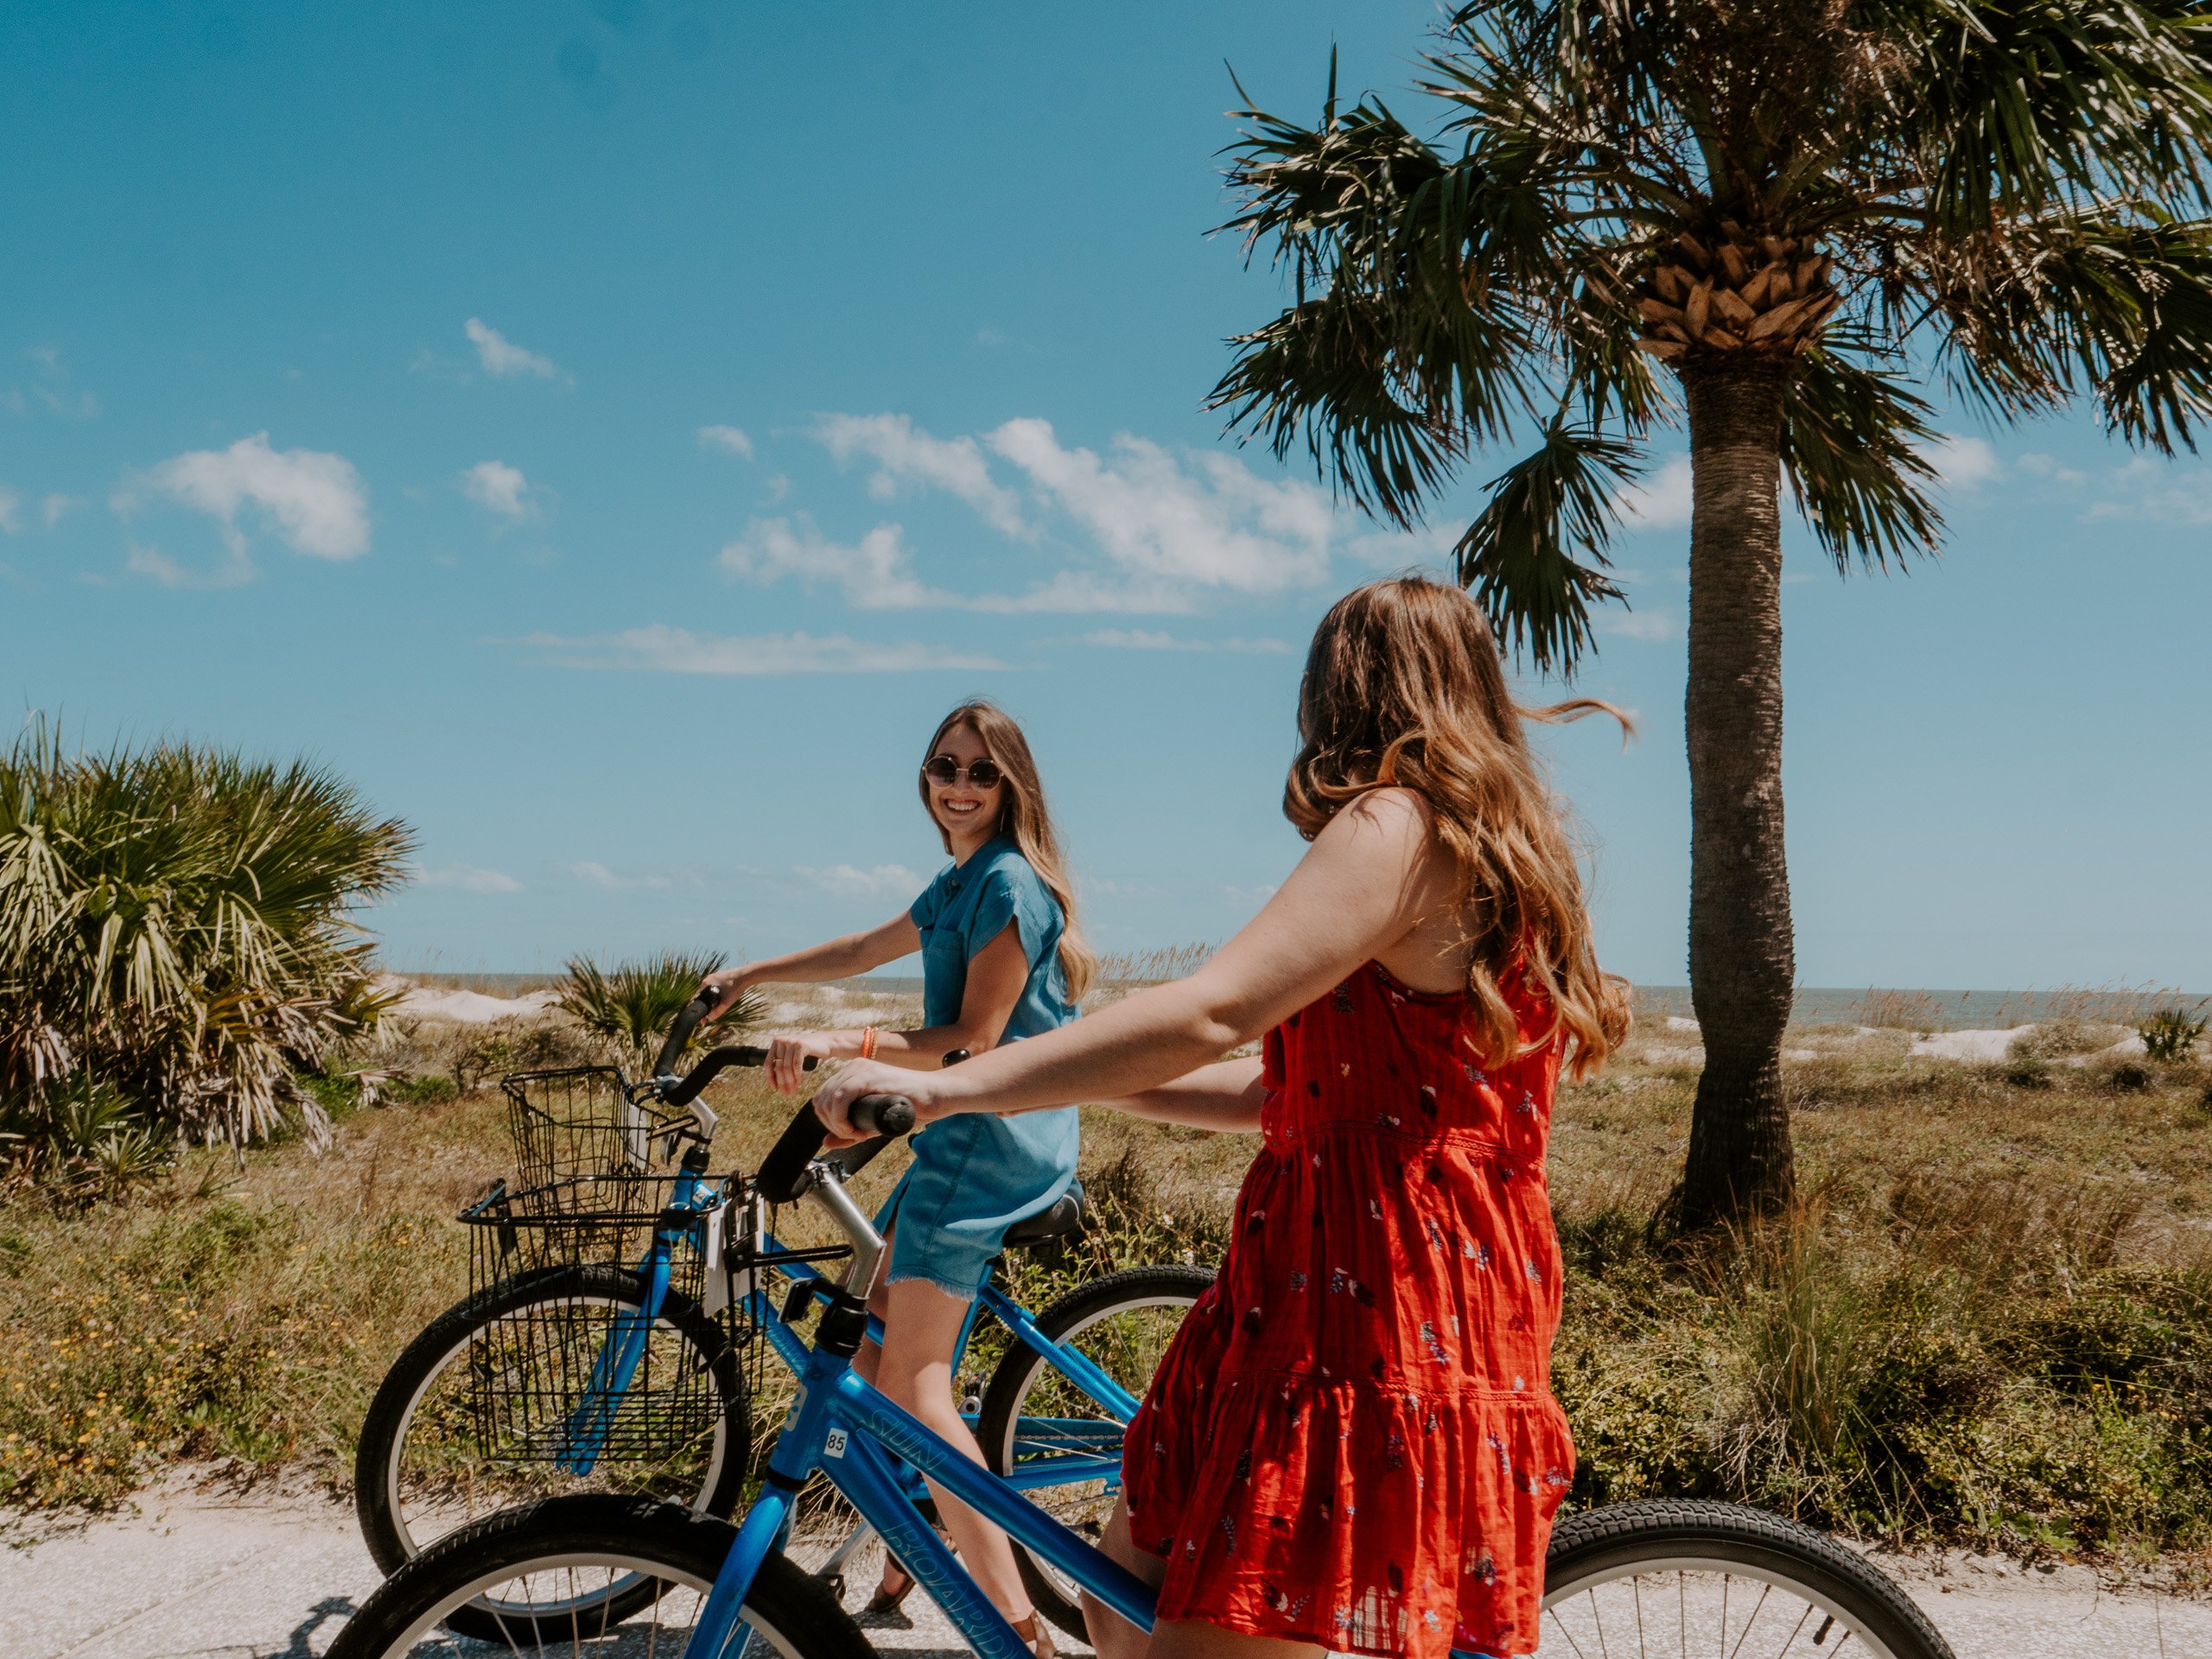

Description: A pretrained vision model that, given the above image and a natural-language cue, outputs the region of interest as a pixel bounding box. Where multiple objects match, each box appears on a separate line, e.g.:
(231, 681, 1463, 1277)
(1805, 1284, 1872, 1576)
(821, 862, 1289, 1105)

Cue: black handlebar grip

(941, 1048, 971, 1067)
(654, 994, 719, 1078)
(663, 1046, 816, 1108)
(753, 1093, 915, 1204)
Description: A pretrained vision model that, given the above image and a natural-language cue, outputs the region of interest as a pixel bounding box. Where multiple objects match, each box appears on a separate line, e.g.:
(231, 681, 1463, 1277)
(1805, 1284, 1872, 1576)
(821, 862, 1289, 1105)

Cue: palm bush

(557, 951, 763, 1073)
(0, 721, 411, 1158)
(2139, 1007, 2206, 1062)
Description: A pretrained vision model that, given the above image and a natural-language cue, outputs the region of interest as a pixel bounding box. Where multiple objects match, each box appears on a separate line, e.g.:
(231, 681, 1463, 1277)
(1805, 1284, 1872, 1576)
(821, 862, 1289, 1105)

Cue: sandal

(1012, 1611, 1057, 1659)
(862, 1559, 916, 1618)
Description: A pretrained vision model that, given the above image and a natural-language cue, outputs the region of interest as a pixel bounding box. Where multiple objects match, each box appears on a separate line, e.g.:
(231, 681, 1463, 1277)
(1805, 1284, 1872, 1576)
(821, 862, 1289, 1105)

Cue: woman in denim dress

(701, 699, 1092, 1654)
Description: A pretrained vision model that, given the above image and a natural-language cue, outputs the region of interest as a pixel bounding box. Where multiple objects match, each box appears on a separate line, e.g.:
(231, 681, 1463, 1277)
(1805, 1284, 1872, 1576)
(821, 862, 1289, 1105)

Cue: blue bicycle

(353, 1005, 1209, 1643)
(332, 1092, 1956, 1659)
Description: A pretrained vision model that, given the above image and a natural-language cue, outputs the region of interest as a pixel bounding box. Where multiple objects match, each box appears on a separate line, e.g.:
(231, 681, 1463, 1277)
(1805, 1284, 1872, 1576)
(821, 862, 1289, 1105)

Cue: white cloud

(42, 493, 81, 526)
(420, 863, 524, 893)
(121, 432, 370, 563)
(795, 862, 925, 899)
(465, 317, 565, 381)
(1598, 607, 1681, 641)
(817, 412, 1028, 537)
(461, 460, 532, 518)
(1922, 434, 2002, 490)
(2017, 452, 2090, 487)
(1618, 454, 1694, 531)
(719, 515, 948, 609)
(2082, 467, 2212, 524)
(0, 490, 18, 534)
(1081, 628, 1291, 653)
(515, 624, 1005, 675)
(124, 542, 251, 588)
(987, 418, 1332, 593)
(567, 861, 673, 890)
(698, 424, 754, 459)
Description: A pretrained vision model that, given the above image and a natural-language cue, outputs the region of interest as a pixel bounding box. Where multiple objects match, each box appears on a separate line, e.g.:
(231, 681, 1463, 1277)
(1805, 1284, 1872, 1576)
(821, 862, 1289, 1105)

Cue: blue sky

(3, 2, 2208, 991)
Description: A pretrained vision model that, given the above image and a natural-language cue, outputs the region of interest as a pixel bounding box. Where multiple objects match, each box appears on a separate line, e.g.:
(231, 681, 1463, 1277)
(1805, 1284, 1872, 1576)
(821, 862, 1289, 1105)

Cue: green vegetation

(2, 998, 2206, 1576)
(2142, 1007, 2208, 1064)
(0, 722, 410, 1181)
(556, 951, 762, 1073)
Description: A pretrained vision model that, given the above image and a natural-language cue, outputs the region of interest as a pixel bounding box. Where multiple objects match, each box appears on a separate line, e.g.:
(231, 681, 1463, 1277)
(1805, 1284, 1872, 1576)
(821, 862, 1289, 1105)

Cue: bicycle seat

(1001, 1182, 1090, 1250)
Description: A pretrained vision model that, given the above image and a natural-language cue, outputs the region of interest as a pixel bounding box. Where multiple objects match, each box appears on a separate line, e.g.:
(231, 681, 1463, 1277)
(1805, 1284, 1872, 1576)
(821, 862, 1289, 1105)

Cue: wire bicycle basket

(456, 1174, 734, 1470)
(454, 1176, 855, 1472)
(502, 1065, 683, 1186)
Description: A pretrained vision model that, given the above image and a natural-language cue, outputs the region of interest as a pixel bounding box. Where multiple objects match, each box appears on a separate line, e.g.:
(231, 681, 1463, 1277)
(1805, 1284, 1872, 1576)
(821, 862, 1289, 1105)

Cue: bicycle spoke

(1727, 1581, 1772, 1659)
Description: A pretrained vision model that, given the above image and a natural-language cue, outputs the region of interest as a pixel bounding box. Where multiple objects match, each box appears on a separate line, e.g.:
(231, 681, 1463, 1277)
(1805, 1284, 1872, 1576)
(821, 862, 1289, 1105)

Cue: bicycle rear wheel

(327, 1495, 870, 1659)
(1542, 1499, 1956, 1659)
(353, 1262, 748, 1641)
(976, 1262, 1214, 1637)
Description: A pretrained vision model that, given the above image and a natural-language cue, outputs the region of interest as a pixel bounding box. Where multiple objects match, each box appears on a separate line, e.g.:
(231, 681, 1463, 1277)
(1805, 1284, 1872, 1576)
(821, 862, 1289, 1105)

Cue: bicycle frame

(557, 1180, 1133, 1496)
(688, 1332, 1160, 1659)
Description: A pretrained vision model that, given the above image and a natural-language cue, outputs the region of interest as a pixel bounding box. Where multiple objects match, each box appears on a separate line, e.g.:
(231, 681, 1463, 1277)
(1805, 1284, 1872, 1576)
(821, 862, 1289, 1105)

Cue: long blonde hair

(918, 701, 1098, 1002)
(1283, 576, 1630, 1077)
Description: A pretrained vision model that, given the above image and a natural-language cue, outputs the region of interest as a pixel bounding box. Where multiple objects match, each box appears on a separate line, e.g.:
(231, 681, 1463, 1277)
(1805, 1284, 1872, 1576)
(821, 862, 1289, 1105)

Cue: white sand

(1910, 1027, 2032, 1062)
(380, 981, 560, 1024)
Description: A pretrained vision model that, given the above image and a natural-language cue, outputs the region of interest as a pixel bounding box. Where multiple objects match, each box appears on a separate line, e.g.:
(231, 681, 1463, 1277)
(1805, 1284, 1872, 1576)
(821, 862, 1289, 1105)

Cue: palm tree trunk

(1677, 358, 1796, 1230)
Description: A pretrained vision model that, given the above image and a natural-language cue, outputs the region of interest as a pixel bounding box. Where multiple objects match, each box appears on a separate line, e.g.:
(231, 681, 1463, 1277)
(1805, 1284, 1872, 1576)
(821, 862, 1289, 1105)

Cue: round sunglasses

(922, 754, 1004, 789)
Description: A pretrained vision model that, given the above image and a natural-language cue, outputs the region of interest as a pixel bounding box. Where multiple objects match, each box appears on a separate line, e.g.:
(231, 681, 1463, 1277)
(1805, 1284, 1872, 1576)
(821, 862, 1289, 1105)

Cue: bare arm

(812, 790, 1446, 1136)
(759, 921, 1029, 1093)
(1096, 1056, 1268, 1133)
(700, 913, 919, 1017)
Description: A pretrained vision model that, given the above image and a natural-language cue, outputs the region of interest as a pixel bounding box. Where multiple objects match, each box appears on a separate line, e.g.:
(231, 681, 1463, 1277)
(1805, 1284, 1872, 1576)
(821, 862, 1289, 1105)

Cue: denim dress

(875, 835, 1080, 1299)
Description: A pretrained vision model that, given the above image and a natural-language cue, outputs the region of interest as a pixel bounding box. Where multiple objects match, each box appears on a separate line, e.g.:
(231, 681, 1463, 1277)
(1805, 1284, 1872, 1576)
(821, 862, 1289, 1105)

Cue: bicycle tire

(353, 1262, 748, 1641)
(1542, 1498, 1956, 1659)
(976, 1262, 1214, 1637)
(327, 1494, 870, 1659)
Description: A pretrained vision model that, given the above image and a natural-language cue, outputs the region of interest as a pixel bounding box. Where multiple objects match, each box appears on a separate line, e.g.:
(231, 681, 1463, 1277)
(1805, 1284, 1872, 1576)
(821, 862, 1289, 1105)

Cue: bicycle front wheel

(976, 1262, 1214, 1637)
(327, 1495, 871, 1659)
(353, 1262, 748, 1640)
(1542, 1499, 1956, 1659)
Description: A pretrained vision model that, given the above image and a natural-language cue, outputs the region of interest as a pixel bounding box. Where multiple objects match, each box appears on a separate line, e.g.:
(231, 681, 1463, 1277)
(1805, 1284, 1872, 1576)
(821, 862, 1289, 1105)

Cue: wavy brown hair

(1284, 576, 1630, 1077)
(918, 701, 1097, 1002)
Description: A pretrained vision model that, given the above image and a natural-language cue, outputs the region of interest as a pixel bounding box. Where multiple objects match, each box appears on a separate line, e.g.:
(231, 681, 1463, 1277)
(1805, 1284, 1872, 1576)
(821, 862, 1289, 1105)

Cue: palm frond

(1211, 79, 1549, 523)
(1878, 0, 2212, 231)
(1930, 209, 2212, 452)
(1453, 424, 1639, 674)
(1781, 345, 1945, 571)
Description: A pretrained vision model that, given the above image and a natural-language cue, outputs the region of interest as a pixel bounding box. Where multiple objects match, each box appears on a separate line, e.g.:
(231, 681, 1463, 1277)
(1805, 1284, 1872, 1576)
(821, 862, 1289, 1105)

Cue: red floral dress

(1121, 961, 1573, 1659)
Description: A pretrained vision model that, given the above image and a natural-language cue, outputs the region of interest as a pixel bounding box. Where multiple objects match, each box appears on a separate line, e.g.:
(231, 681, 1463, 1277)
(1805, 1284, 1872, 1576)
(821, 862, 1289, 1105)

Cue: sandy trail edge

(3, 1486, 2206, 1659)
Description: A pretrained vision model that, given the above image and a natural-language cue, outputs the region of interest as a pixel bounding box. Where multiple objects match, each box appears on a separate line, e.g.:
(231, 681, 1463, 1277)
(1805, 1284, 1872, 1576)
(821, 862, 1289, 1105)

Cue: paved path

(3, 1487, 2207, 1659)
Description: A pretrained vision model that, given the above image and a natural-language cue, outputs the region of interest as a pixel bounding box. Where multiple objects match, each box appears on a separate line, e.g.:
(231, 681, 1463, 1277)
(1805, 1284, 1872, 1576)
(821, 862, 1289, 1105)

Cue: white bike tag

(823, 1428, 849, 1459)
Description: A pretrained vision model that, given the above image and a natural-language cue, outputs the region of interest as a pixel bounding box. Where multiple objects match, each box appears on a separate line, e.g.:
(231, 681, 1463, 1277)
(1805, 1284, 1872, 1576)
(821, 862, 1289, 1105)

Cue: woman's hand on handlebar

(765, 1031, 841, 1095)
(812, 1057, 967, 1147)
(697, 968, 754, 1020)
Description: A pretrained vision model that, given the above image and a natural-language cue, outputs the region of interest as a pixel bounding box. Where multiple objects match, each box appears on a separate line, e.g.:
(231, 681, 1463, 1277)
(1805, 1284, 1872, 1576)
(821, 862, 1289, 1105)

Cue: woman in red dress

(817, 575, 1630, 1659)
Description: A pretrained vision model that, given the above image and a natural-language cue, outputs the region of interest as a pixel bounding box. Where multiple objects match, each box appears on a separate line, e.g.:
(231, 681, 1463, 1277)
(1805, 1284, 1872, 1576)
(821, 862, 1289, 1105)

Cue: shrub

(384, 1071, 458, 1106)
(2139, 1007, 2207, 1063)
(557, 952, 761, 1074)
(0, 721, 410, 1157)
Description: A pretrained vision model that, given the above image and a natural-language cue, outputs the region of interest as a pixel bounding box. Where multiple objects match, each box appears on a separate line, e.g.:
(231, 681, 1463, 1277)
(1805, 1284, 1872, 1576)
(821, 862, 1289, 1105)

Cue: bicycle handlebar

(756, 1094, 915, 1204)
(654, 994, 720, 1079)
(660, 1045, 816, 1109)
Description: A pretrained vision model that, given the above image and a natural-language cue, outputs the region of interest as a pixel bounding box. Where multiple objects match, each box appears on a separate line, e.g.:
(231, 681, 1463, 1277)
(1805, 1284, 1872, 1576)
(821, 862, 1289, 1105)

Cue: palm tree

(1211, 2, 2212, 1227)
